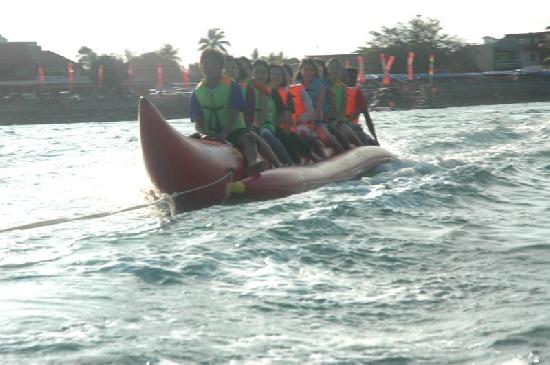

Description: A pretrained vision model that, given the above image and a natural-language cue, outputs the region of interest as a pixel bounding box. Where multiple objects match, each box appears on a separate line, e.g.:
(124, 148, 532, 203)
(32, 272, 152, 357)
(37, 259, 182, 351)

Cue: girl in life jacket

(284, 65, 327, 161)
(295, 58, 345, 154)
(269, 64, 322, 163)
(227, 56, 284, 168)
(344, 67, 379, 146)
(250, 59, 294, 166)
(326, 58, 365, 146)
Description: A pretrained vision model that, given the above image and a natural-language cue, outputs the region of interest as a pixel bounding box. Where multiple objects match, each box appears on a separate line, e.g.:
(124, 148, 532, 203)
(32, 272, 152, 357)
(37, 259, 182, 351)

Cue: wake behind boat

(139, 97, 394, 212)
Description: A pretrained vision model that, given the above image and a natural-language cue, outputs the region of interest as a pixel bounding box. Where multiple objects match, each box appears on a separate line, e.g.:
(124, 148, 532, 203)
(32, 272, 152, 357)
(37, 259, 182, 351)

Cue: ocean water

(1, 102, 549, 364)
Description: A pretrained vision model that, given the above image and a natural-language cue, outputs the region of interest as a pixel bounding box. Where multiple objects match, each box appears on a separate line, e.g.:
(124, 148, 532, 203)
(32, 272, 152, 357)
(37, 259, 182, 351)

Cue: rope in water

(0, 171, 234, 234)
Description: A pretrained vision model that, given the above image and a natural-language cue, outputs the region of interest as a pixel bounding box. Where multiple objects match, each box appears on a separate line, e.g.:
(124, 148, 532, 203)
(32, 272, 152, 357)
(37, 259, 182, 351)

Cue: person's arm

(244, 85, 255, 126)
(315, 84, 325, 121)
(271, 90, 286, 128)
(299, 89, 316, 123)
(326, 85, 337, 120)
(256, 93, 268, 129)
(218, 81, 246, 140)
(358, 89, 377, 141)
(336, 84, 346, 122)
(190, 92, 205, 133)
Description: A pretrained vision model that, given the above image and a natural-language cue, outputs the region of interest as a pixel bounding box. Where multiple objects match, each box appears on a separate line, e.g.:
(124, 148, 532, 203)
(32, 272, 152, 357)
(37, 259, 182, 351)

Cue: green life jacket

(331, 80, 347, 116)
(251, 80, 275, 133)
(265, 87, 276, 133)
(195, 76, 245, 136)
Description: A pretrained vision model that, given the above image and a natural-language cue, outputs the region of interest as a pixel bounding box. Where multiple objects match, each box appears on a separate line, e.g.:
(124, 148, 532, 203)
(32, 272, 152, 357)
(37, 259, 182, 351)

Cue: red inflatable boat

(139, 97, 394, 211)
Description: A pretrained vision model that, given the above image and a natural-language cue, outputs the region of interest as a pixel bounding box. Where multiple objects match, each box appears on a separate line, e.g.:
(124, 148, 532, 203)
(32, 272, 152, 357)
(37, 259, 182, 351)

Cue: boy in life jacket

(344, 67, 379, 146)
(190, 49, 268, 174)
(326, 59, 365, 147)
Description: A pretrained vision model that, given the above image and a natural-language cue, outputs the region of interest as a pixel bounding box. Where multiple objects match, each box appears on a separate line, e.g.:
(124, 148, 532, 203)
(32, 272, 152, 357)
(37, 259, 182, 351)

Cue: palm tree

(157, 44, 180, 62)
(198, 28, 231, 52)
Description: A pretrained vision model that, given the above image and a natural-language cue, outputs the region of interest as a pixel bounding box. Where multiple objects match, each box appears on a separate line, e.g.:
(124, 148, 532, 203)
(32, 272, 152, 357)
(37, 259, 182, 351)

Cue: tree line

(78, 16, 540, 89)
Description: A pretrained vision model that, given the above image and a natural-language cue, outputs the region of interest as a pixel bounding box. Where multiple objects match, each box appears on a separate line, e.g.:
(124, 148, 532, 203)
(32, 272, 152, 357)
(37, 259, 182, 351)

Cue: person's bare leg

(317, 126, 344, 154)
(250, 130, 282, 167)
(338, 123, 364, 146)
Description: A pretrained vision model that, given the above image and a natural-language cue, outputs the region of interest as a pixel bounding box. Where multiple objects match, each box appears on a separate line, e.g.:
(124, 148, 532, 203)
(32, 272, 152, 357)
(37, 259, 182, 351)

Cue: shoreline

(1, 88, 549, 126)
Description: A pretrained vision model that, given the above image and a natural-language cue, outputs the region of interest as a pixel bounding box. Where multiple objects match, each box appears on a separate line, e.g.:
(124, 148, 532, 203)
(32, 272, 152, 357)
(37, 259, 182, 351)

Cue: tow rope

(0, 171, 234, 234)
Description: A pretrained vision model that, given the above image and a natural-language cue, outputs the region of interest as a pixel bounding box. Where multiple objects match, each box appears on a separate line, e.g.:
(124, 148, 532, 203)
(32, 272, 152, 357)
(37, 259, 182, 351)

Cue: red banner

(157, 64, 163, 89)
(356, 55, 365, 86)
(407, 52, 415, 81)
(181, 66, 190, 87)
(379, 53, 386, 73)
(429, 53, 435, 78)
(97, 64, 104, 88)
(37, 65, 45, 83)
(383, 55, 395, 86)
(67, 62, 74, 90)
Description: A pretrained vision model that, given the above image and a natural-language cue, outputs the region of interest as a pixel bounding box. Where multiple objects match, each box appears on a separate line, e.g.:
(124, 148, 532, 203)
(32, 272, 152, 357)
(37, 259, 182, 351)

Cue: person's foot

(244, 160, 268, 177)
(310, 152, 324, 162)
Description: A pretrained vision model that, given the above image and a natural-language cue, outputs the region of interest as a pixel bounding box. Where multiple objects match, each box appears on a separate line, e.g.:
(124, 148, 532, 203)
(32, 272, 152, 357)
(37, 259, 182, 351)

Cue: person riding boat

(190, 49, 267, 175)
(344, 67, 379, 146)
(269, 64, 319, 163)
(250, 59, 294, 165)
(285, 64, 327, 161)
(326, 58, 365, 146)
(296, 58, 345, 154)
(226, 55, 283, 168)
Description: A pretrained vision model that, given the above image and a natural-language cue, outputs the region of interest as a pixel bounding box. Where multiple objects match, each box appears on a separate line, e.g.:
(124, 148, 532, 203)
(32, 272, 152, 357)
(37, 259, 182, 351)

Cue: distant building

(475, 31, 550, 71)
(0, 41, 92, 96)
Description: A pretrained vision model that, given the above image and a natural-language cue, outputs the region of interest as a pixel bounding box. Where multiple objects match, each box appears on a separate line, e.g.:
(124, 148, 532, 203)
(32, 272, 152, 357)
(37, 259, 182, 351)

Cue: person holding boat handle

(190, 49, 268, 174)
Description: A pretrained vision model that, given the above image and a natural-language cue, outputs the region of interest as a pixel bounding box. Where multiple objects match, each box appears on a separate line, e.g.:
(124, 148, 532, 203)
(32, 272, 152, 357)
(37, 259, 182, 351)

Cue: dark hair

(346, 67, 358, 79)
(251, 59, 269, 71)
(314, 58, 329, 79)
(224, 55, 242, 79)
(237, 56, 251, 69)
(268, 64, 286, 87)
(200, 48, 225, 67)
(251, 59, 270, 82)
(282, 64, 294, 84)
(295, 58, 319, 82)
(327, 58, 342, 68)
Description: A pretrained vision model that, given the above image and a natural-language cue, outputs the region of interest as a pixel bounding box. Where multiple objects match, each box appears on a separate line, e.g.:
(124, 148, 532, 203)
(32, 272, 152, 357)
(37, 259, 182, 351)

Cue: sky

(2, 0, 549, 66)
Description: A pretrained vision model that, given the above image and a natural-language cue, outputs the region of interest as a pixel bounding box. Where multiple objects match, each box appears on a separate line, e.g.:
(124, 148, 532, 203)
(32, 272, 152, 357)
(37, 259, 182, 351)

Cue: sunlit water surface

(1, 102, 550, 364)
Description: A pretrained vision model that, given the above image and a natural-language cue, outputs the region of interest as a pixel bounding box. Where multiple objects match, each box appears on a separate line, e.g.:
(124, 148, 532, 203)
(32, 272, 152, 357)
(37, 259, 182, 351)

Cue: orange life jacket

(288, 83, 305, 125)
(277, 86, 295, 132)
(345, 86, 360, 125)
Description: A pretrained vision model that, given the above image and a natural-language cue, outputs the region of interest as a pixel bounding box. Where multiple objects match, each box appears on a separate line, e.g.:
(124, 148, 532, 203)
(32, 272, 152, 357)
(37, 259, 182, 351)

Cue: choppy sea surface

(1, 102, 550, 364)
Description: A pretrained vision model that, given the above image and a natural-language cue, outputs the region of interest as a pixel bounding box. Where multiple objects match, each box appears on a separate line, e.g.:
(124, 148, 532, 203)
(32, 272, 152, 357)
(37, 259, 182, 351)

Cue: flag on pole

(97, 64, 104, 88)
(428, 53, 435, 81)
(356, 55, 365, 86)
(156, 64, 163, 90)
(379, 53, 386, 73)
(67, 62, 74, 90)
(383, 55, 395, 86)
(37, 65, 45, 83)
(181, 66, 190, 87)
(407, 52, 415, 81)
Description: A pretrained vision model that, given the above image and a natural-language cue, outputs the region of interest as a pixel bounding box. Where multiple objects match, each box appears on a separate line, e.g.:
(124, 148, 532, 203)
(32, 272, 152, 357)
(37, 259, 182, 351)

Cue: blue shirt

(190, 80, 245, 122)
